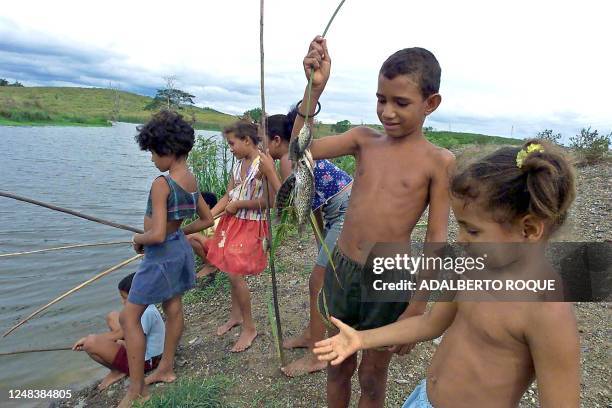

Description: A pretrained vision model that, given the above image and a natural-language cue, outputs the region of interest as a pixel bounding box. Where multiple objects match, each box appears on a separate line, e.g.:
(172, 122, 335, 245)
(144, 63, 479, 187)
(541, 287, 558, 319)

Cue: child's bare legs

(227, 273, 257, 352)
(281, 265, 327, 376)
(357, 349, 393, 407)
(79, 330, 125, 390)
(145, 296, 183, 385)
(217, 277, 243, 336)
(187, 234, 216, 278)
(327, 350, 358, 408)
(106, 310, 121, 331)
(118, 302, 148, 407)
(93, 311, 126, 390)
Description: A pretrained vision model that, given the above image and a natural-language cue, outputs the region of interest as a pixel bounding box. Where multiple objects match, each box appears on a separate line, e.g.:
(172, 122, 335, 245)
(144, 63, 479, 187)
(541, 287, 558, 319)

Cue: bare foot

(117, 388, 149, 408)
(216, 318, 242, 336)
(281, 352, 327, 377)
(98, 370, 126, 390)
(144, 368, 177, 385)
(196, 265, 217, 278)
(231, 328, 258, 352)
(282, 332, 310, 349)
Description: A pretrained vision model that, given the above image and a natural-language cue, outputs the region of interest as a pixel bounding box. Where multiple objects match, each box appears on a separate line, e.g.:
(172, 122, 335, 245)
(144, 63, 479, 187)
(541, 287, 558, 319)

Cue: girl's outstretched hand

(313, 316, 363, 365)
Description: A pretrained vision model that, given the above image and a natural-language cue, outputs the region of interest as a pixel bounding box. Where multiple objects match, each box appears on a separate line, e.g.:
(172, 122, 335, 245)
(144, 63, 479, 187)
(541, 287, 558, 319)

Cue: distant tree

(570, 126, 611, 164)
(0, 78, 8, 86)
(243, 108, 262, 123)
(11, 81, 24, 87)
(537, 129, 562, 144)
(145, 76, 195, 111)
(331, 120, 351, 133)
(423, 126, 436, 133)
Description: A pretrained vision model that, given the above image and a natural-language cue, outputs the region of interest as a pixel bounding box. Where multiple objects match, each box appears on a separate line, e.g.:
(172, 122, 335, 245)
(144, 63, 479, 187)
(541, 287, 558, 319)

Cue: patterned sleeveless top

(312, 160, 353, 211)
(145, 175, 199, 221)
(228, 157, 266, 221)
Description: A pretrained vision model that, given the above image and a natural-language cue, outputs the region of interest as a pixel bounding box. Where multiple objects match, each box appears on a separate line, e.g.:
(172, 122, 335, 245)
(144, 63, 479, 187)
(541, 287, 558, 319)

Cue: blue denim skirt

(128, 230, 195, 305)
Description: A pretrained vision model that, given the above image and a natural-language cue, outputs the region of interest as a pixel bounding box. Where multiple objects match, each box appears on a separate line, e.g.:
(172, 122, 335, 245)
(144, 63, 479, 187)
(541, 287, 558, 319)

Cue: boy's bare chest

(355, 149, 430, 196)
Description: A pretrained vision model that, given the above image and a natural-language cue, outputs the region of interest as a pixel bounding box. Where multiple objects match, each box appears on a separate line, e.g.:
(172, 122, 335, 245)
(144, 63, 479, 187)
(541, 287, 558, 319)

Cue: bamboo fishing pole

(260, 0, 285, 367)
(0, 241, 131, 258)
(0, 347, 72, 357)
(2, 253, 143, 338)
(0, 191, 224, 237)
(0, 191, 143, 233)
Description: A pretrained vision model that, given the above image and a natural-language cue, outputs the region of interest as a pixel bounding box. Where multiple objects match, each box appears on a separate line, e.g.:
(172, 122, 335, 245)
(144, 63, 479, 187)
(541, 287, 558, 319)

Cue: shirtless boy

(291, 36, 454, 407)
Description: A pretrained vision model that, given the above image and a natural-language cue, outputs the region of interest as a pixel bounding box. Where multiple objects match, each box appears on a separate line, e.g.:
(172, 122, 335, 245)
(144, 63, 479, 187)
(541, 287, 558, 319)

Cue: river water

(0, 122, 220, 406)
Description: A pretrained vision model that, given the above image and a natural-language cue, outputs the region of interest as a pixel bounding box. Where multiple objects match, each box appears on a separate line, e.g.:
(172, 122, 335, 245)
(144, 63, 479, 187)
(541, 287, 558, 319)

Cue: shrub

(537, 129, 562, 145)
(331, 120, 351, 133)
(570, 127, 611, 164)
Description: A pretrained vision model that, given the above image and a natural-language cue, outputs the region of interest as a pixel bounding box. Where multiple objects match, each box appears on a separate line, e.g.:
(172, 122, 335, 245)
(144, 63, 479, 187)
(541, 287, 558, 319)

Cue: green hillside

(0, 87, 237, 129)
(0, 86, 524, 149)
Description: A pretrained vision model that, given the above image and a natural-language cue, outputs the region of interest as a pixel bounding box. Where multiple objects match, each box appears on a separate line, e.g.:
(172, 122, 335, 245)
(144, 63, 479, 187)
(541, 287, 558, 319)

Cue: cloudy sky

(1, 0, 610, 141)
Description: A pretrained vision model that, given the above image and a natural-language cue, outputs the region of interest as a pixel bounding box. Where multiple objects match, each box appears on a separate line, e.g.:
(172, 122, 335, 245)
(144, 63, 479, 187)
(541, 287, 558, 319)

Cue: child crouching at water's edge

(118, 110, 214, 407)
(200, 120, 270, 353)
(72, 273, 165, 391)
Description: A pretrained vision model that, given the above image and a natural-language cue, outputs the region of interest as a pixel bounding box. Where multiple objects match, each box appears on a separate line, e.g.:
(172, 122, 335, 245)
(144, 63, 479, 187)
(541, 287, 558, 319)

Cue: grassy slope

(0, 87, 523, 148)
(0, 87, 237, 129)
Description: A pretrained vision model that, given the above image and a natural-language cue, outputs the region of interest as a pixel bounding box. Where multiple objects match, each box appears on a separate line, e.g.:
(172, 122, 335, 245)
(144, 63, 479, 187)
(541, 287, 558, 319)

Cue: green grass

(138, 376, 231, 408)
(0, 87, 237, 127)
(424, 130, 522, 148)
(183, 273, 230, 305)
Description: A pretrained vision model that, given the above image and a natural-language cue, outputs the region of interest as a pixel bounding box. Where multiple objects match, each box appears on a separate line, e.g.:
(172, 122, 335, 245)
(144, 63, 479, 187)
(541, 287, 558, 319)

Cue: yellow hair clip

(516, 143, 545, 168)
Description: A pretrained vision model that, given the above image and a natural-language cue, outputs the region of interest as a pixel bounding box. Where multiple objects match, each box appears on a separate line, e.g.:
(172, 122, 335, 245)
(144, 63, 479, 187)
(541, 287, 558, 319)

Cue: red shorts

(111, 345, 161, 375)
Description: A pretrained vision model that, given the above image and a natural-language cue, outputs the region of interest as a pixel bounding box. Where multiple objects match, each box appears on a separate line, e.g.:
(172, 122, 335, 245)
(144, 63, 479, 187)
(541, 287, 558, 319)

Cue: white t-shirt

(141, 304, 165, 361)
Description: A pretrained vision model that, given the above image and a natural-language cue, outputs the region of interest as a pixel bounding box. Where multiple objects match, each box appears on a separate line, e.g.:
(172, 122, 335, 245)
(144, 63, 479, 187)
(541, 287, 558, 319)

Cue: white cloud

(1, 0, 610, 140)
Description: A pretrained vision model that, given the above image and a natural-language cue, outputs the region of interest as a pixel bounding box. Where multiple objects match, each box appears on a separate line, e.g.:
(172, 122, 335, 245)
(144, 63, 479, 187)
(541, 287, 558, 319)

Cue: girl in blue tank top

(259, 107, 352, 376)
(120, 111, 214, 406)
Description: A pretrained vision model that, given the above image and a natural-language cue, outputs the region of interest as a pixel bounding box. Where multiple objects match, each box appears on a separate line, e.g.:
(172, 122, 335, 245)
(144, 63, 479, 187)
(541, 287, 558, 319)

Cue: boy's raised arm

(527, 303, 580, 408)
(292, 36, 359, 160)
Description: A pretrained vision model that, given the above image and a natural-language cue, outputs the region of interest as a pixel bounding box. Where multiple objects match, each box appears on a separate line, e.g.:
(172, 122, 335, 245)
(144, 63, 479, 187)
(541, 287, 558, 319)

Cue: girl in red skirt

(200, 120, 269, 352)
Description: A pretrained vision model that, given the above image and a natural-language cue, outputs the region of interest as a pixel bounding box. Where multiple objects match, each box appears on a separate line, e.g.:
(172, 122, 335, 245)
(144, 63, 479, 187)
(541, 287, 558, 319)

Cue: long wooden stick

(0, 346, 72, 357)
(0, 191, 144, 233)
(0, 241, 131, 258)
(2, 254, 143, 338)
(260, 0, 285, 367)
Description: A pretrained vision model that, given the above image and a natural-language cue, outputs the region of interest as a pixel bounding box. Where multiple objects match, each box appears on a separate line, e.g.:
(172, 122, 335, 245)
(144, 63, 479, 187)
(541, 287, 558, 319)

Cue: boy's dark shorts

(317, 247, 408, 330)
(111, 345, 162, 375)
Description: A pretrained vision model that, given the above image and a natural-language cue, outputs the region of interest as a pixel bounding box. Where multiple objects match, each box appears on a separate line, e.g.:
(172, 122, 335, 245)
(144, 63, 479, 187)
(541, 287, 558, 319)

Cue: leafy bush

(537, 129, 562, 144)
(188, 135, 233, 199)
(332, 155, 355, 175)
(331, 120, 351, 133)
(570, 127, 611, 164)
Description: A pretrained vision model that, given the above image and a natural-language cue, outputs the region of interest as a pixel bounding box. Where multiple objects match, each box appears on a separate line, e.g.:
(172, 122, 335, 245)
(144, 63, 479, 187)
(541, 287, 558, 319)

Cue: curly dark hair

(135, 110, 195, 157)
